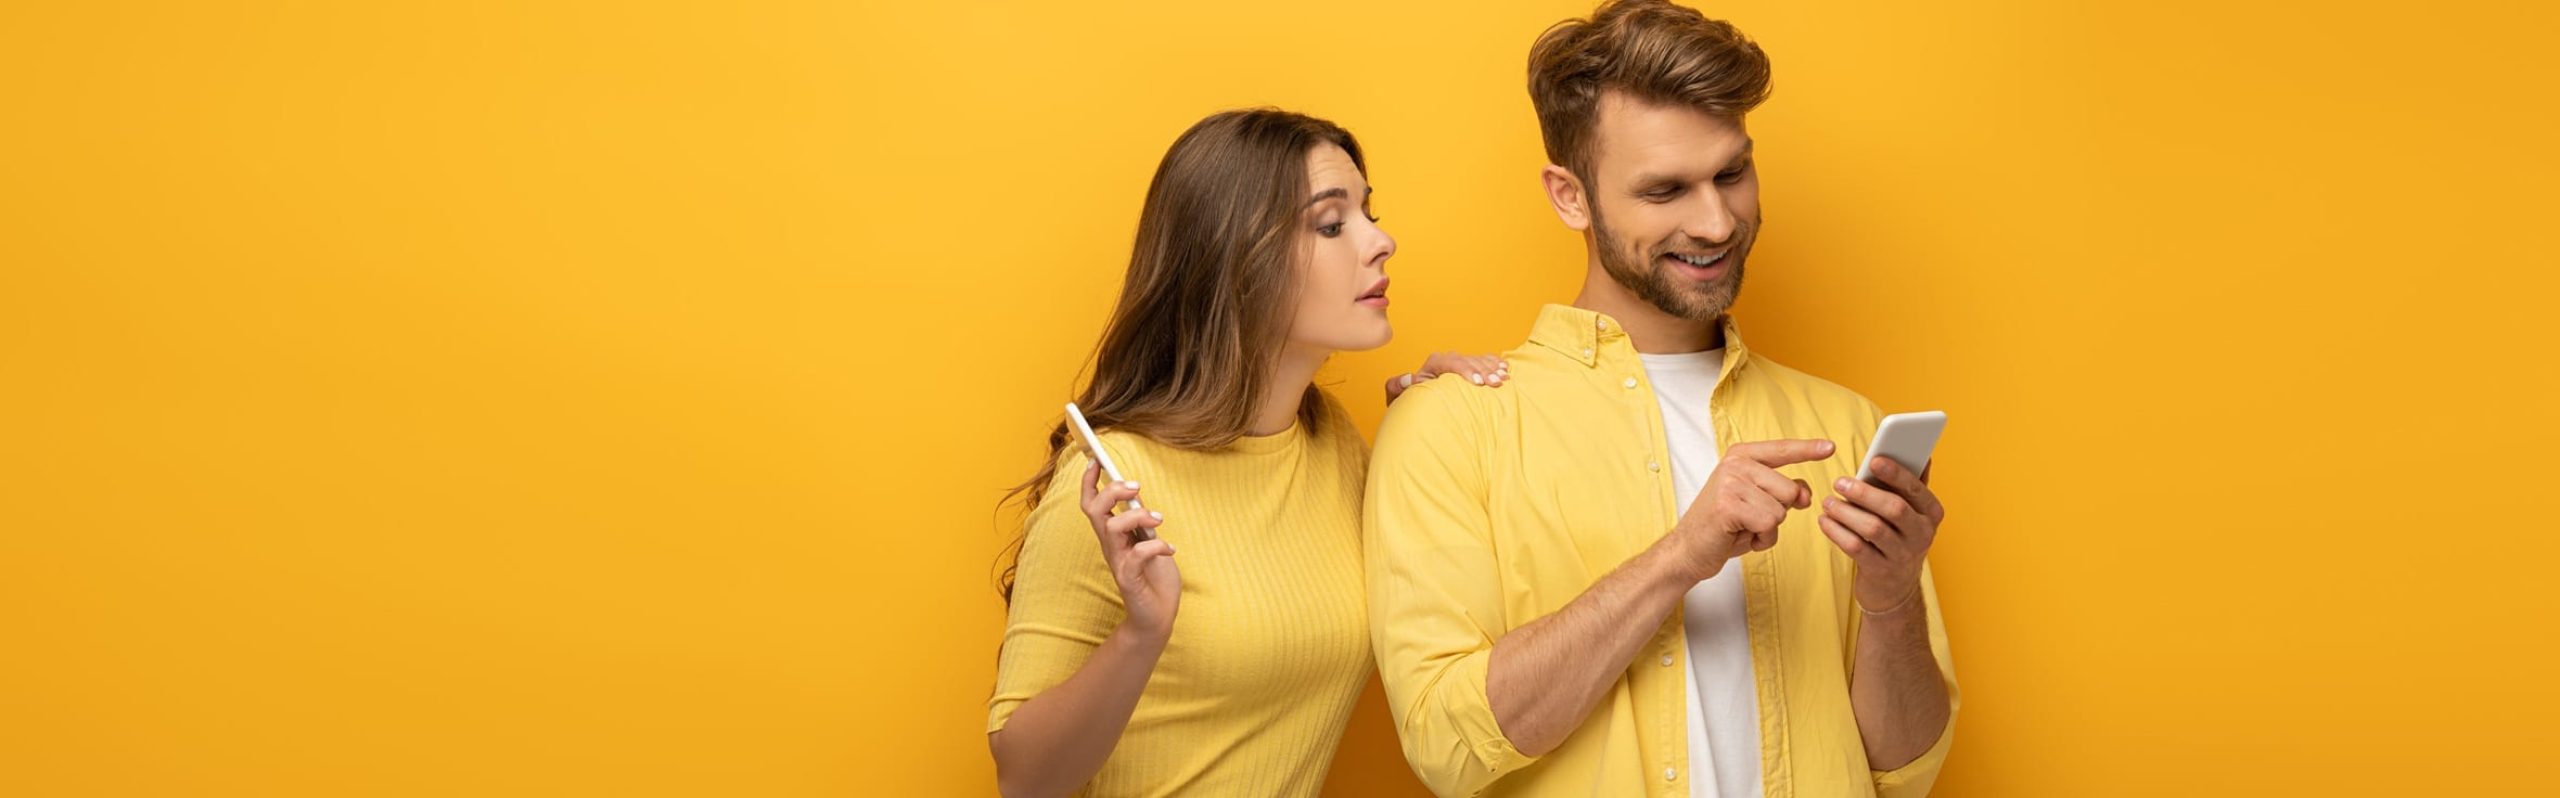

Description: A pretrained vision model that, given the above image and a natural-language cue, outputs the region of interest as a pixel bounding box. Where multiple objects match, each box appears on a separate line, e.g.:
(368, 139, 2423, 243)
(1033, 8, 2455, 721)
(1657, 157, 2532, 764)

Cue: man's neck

(1248, 343, 1327, 437)
(1572, 264, 1725, 354)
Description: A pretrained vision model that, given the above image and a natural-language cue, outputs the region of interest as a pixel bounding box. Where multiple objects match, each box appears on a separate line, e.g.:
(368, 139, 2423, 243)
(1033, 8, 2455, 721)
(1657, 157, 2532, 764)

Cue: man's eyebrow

(1630, 141, 1760, 188)
(1305, 186, 1374, 207)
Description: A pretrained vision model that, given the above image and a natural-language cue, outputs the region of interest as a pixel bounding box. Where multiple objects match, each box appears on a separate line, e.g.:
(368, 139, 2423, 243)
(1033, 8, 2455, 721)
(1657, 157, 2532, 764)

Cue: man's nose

(1685, 194, 1738, 245)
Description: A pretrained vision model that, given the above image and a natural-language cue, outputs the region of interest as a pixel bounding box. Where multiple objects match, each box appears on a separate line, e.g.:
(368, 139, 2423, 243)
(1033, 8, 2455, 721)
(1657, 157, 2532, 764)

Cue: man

(1365, 2, 1957, 796)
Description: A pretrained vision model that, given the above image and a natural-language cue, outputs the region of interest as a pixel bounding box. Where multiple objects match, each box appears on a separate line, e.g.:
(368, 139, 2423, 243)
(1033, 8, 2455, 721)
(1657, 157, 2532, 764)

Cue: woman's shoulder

(1025, 425, 1162, 506)
(1053, 425, 1196, 493)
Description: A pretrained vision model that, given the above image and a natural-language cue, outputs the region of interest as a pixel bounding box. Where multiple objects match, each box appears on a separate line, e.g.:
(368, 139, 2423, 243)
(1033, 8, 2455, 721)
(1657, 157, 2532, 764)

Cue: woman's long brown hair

(996, 109, 1366, 603)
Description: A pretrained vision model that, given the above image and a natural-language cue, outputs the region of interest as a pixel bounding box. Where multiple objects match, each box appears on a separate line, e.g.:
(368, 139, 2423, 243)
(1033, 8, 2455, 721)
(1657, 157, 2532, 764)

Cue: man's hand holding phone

(1819, 412, 1950, 614)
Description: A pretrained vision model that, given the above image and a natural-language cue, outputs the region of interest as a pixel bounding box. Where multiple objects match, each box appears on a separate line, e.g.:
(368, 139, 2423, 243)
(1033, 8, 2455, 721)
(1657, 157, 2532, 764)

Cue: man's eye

(1643, 187, 1682, 201)
(1716, 165, 1751, 184)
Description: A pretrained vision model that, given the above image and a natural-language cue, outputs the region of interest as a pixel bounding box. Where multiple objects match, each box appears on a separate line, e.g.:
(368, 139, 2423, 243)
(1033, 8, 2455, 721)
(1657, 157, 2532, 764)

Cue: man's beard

(1591, 205, 1753, 322)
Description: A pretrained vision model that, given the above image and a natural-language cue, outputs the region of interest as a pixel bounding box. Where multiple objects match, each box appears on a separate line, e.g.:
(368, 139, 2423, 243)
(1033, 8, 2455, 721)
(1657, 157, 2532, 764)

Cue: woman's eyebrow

(1304, 186, 1374, 208)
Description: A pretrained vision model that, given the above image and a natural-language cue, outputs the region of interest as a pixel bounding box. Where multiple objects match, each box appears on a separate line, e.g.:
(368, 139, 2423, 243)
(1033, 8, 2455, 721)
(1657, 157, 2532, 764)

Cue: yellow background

(5, 1, 2555, 795)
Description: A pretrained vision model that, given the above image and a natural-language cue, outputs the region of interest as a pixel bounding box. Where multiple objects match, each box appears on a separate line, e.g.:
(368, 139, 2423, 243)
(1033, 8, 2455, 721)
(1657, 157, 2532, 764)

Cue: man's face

(1583, 91, 1761, 322)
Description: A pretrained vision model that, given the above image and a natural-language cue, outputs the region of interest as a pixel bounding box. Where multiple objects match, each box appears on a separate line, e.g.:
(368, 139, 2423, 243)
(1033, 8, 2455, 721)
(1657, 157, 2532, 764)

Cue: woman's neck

(1249, 343, 1328, 437)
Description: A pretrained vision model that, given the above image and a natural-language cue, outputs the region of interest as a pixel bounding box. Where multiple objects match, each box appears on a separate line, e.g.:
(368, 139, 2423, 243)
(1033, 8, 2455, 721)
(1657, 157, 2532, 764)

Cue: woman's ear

(1541, 164, 1590, 231)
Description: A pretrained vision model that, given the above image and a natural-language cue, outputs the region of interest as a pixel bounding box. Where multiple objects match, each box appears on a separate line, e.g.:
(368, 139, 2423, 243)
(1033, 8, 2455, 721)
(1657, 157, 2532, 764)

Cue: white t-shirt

(1639, 349, 1764, 798)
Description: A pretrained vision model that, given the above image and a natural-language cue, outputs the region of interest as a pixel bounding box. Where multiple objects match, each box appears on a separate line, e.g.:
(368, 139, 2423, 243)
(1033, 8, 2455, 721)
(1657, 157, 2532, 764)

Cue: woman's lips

(1358, 277, 1390, 308)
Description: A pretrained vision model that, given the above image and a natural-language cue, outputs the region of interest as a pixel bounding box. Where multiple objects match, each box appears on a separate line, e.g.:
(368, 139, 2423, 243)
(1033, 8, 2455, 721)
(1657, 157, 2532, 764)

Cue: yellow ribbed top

(989, 393, 1371, 797)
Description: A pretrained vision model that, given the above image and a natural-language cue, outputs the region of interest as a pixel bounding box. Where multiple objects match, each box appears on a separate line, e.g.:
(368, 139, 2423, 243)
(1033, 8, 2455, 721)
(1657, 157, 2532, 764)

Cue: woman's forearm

(988, 625, 1168, 798)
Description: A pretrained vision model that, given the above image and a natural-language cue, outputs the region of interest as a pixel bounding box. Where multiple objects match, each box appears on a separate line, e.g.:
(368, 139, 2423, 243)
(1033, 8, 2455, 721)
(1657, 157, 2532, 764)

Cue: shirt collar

(1526, 303, 1752, 374)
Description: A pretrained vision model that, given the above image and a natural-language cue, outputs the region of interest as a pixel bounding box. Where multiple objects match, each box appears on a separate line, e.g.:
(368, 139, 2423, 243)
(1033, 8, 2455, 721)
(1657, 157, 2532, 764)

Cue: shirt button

(1582, 347, 1595, 359)
(1647, 460, 1661, 472)
(1665, 767, 1678, 781)
(1595, 317, 1607, 330)
(1659, 653, 1673, 666)
(1623, 377, 1639, 389)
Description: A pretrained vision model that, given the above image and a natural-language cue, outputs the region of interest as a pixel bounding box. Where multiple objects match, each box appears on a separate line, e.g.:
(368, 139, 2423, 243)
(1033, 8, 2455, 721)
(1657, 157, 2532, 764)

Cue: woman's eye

(1318, 222, 1345, 237)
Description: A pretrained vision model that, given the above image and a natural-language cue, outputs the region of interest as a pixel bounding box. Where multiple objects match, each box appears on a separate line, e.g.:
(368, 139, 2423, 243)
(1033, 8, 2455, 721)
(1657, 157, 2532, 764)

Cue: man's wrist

(1641, 533, 1714, 592)
(1854, 577, 1923, 616)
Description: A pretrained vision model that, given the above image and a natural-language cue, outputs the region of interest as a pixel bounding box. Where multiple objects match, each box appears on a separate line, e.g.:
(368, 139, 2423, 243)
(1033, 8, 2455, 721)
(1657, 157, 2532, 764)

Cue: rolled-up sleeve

(1870, 562, 1960, 798)
(986, 450, 1116, 734)
(1363, 384, 1537, 797)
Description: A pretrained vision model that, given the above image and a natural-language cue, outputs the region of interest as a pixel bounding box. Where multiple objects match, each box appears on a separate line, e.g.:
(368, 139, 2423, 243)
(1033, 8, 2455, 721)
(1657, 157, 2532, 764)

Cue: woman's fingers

(1116, 532, 1179, 594)
(1414, 352, 1453, 380)
(1384, 371, 1419, 402)
(1427, 353, 1510, 386)
(1078, 462, 1102, 518)
(1088, 481, 1138, 518)
(1390, 353, 1514, 401)
(1104, 508, 1163, 544)
(1083, 476, 1143, 548)
(1128, 538, 1175, 560)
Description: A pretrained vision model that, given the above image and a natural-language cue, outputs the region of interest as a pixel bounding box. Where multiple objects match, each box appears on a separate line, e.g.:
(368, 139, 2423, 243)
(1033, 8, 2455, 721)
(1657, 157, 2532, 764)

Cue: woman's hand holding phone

(1078, 463, 1179, 641)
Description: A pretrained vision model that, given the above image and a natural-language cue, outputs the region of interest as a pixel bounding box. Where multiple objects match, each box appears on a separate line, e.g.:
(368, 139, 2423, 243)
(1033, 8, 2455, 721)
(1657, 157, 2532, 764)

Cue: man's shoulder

(1377, 371, 1503, 433)
(1372, 340, 1555, 446)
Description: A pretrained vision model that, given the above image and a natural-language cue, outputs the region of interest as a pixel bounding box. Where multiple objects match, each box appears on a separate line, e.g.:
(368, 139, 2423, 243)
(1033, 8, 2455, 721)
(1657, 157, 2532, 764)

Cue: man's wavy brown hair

(1528, 0, 1772, 181)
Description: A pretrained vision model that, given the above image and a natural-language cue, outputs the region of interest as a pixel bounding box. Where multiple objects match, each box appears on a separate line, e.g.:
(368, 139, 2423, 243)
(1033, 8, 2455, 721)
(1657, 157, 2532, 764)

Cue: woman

(985, 109, 1508, 797)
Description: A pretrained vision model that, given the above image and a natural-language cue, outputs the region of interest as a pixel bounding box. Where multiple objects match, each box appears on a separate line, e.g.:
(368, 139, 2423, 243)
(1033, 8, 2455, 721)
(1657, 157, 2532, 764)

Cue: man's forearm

(1850, 596, 1950, 770)
(1486, 538, 1696, 757)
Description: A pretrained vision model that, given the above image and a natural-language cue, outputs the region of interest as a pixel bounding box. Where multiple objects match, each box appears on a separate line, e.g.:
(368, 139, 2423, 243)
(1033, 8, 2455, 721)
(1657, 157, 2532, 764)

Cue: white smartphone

(1854, 411, 1947, 485)
(1064, 402, 1155, 541)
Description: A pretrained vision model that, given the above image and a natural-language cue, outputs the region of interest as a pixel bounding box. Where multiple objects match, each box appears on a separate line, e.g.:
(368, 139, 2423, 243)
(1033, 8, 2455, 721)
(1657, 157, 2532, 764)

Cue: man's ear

(1540, 164, 1591, 232)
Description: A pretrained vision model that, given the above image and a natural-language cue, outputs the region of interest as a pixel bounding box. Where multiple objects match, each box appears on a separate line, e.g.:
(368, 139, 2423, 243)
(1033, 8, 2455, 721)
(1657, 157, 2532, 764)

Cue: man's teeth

(1672, 252, 1723, 267)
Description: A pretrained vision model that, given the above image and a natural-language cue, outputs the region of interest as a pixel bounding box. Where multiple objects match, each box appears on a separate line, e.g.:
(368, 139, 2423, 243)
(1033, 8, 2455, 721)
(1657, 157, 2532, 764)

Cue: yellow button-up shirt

(1364, 304, 1957, 798)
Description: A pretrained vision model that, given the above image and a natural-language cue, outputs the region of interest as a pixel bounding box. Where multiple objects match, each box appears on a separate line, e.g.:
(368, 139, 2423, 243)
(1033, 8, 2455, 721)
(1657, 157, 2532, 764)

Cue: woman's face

(1285, 143, 1396, 355)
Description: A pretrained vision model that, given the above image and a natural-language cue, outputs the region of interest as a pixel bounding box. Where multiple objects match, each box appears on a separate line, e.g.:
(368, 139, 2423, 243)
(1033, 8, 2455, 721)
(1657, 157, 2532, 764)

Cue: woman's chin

(1354, 320, 1393, 351)
(1294, 318, 1393, 355)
